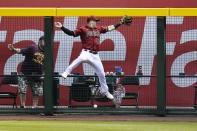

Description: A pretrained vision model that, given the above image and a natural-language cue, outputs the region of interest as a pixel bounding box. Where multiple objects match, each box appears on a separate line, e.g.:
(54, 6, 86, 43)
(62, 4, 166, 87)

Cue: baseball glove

(120, 16, 133, 25)
(33, 52, 44, 65)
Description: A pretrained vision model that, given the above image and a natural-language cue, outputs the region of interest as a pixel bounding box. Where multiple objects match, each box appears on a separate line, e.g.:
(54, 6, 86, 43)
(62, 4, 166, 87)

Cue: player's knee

(18, 88, 27, 94)
(18, 77, 27, 94)
(79, 57, 87, 62)
(32, 82, 43, 96)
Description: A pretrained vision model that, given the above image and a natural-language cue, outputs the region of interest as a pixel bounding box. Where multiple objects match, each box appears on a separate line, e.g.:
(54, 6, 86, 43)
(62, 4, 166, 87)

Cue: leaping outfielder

(55, 16, 132, 100)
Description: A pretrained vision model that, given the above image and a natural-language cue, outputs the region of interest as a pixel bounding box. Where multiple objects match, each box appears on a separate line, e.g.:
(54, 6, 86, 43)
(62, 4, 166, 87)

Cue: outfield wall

(0, 0, 196, 8)
(0, 15, 196, 107)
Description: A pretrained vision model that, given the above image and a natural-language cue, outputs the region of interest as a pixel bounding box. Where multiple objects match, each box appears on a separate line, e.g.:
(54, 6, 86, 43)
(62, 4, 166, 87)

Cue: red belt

(84, 49, 98, 54)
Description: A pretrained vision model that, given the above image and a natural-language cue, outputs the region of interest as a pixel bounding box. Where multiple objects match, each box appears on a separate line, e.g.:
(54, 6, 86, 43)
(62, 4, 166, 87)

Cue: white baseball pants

(64, 49, 109, 93)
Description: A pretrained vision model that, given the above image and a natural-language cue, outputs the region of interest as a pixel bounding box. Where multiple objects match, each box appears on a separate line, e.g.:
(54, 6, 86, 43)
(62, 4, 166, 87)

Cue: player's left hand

(120, 16, 133, 25)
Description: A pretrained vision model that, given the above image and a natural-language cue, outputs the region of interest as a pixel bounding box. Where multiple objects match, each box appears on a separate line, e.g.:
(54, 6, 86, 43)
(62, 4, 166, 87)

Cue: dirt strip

(0, 115, 197, 122)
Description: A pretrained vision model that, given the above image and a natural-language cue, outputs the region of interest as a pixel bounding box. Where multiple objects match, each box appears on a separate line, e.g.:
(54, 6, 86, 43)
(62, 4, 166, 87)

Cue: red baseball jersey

(74, 26, 108, 52)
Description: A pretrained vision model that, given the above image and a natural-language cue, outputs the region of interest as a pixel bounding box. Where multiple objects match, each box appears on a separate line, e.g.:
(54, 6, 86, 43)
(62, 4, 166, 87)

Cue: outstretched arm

(107, 22, 123, 32)
(54, 22, 75, 36)
(107, 16, 133, 32)
(8, 44, 21, 53)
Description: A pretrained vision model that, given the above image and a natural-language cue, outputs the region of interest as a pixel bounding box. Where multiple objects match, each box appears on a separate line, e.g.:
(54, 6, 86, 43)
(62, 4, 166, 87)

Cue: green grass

(0, 121, 197, 131)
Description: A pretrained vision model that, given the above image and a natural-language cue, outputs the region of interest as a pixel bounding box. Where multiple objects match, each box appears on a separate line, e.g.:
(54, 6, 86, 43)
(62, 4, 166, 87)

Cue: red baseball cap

(87, 16, 100, 23)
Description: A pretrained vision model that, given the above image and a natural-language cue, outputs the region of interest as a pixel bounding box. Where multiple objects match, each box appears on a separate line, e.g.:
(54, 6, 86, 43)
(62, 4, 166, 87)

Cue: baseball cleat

(61, 72, 69, 79)
(104, 92, 114, 100)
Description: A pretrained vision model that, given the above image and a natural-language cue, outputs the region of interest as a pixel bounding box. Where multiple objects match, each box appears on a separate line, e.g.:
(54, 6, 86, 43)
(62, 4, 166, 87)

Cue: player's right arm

(8, 44, 21, 53)
(8, 44, 34, 55)
(55, 22, 81, 37)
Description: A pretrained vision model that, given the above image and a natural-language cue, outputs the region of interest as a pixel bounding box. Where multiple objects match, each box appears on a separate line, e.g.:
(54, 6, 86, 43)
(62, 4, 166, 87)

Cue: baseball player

(55, 16, 132, 100)
(8, 36, 45, 108)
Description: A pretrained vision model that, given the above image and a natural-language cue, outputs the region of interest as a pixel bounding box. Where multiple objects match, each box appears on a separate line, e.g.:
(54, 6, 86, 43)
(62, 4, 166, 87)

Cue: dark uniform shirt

(20, 45, 43, 75)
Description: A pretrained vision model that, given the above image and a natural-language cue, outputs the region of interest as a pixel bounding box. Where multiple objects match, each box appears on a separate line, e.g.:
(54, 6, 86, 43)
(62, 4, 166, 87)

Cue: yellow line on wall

(0, 8, 196, 16)
(0, 8, 56, 16)
(170, 8, 197, 16)
(56, 8, 169, 16)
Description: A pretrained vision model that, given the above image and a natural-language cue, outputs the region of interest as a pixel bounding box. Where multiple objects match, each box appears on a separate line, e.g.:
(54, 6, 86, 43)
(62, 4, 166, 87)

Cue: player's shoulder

(97, 26, 106, 29)
(26, 44, 38, 52)
(20, 44, 37, 54)
(28, 44, 37, 49)
(75, 26, 87, 32)
(77, 26, 86, 30)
